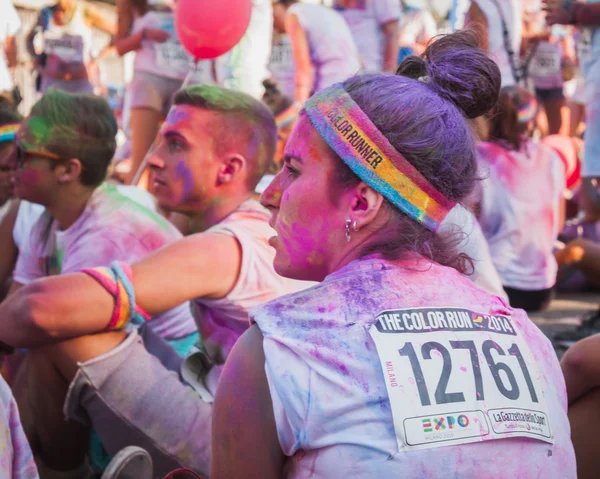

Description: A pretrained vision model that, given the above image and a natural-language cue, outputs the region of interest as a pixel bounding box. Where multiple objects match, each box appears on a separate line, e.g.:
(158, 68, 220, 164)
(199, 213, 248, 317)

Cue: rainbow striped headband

(305, 86, 455, 231)
(0, 124, 20, 143)
(518, 97, 537, 124)
(275, 103, 300, 128)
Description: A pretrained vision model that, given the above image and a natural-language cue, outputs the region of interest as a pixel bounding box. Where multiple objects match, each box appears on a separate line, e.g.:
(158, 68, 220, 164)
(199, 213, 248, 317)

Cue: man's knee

(31, 331, 129, 382)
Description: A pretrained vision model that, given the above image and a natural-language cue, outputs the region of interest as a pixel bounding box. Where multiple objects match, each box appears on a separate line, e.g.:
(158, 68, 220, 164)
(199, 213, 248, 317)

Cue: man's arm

(0, 200, 19, 288)
(381, 19, 400, 73)
(285, 12, 314, 104)
(0, 232, 241, 348)
(544, 0, 600, 26)
(465, 1, 489, 52)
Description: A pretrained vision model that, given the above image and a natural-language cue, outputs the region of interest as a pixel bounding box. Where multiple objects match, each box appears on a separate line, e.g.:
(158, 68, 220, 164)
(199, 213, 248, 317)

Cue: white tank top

(252, 256, 576, 478)
(287, 3, 361, 93)
(131, 2, 191, 81)
(43, 4, 92, 64)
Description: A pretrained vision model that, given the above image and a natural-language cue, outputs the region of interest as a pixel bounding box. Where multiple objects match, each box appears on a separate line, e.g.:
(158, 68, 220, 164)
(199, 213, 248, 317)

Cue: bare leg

(543, 97, 565, 136)
(569, 102, 586, 137)
(127, 107, 162, 186)
(567, 387, 600, 479)
(555, 238, 600, 289)
(24, 331, 127, 471)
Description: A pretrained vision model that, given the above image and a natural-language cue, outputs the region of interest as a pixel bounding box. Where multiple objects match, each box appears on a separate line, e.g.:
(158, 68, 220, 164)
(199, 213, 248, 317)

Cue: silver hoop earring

(345, 219, 352, 243)
(352, 220, 359, 232)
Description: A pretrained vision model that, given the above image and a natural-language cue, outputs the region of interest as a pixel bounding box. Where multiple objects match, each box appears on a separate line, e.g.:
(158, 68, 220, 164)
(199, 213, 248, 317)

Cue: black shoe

(554, 308, 600, 349)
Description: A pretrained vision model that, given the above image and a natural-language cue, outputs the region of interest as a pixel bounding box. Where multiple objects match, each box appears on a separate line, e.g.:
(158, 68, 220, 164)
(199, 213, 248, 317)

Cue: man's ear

(217, 154, 246, 185)
(55, 158, 83, 184)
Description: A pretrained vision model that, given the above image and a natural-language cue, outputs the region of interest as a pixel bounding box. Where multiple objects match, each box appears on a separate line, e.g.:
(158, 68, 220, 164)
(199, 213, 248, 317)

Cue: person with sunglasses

(0, 87, 200, 476)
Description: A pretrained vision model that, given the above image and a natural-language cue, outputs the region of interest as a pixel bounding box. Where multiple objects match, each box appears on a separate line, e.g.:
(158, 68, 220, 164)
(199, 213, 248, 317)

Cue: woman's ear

(348, 181, 385, 230)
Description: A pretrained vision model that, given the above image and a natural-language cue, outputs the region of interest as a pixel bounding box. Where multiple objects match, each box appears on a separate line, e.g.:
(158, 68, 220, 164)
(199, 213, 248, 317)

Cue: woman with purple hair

(211, 31, 576, 478)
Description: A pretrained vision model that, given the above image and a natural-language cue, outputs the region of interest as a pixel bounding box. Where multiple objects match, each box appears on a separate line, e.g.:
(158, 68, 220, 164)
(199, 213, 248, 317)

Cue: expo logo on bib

(422, 414, 470, 433)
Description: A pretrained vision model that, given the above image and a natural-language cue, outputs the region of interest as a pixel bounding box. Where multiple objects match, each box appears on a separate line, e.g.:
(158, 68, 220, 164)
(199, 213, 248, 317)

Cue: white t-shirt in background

(0, 1, 21, 92)
(287, 3, 361, 93)
(215, 0, 273, 99)
(473, 0, 522, 87)
(334, 0, 401, 72)
(477, 140, 565, 291)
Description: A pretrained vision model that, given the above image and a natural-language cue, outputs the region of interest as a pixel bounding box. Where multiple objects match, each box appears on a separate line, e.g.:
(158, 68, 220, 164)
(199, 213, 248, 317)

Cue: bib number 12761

(369, 307, 554, 451)
(398, 340, 538, 406)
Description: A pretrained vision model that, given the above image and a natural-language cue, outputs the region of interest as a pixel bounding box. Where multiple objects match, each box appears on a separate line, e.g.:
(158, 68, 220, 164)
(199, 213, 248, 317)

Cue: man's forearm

(0, 274, 114, 348)
(382, 22, 400, 72)
(571, 2, 600, 25)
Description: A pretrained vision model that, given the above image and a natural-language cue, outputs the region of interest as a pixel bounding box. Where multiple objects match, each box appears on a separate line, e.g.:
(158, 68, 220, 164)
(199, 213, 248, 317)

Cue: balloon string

(182, 59, 199, 87)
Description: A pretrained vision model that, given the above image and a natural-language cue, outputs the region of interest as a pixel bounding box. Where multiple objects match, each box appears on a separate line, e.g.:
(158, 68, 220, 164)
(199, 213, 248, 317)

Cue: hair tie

(81, 261, 150, 331)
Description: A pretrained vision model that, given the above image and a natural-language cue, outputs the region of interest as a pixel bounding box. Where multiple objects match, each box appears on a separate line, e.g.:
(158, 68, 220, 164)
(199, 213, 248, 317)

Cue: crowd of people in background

(0, 0, 598, 477)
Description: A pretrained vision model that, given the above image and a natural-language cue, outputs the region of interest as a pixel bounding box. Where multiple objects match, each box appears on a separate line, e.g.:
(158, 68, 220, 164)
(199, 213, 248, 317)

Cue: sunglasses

(14, 141, 70, 169)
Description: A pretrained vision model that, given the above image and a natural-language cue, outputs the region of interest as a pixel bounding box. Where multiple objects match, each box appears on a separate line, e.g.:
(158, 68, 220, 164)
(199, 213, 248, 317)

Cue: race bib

(369, 307, 554, 452)
(155, 41, 192, 74)
(270, 37, 294, 69)
(45, 34, 84, 63)
(530, 42, 561, 88)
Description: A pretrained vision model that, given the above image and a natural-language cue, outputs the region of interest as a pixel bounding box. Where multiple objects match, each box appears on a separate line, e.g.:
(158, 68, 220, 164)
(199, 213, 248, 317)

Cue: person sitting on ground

(0, 88, 198, 477)
(475, 86, 566, 311)
(210, 31, 576, 479)
(0, 84, 309, 477)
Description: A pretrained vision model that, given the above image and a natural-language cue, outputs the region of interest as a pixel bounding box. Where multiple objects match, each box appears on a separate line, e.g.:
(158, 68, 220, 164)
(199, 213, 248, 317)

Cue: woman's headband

(0, 123, 20, 143)
(305, 85, 455, 232)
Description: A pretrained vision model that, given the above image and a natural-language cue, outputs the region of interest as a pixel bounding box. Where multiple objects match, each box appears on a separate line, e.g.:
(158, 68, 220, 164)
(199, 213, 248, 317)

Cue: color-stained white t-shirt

(13, 183, 197, 339)
(194, 199, 310, 366)
(334, 0, 401, 72)
(440, 204, 508, 301)
(0, 376, 37, 478)
(252, 256, 576, 478)
(477, 140, 565, 290)
(287, 3, 361, 93)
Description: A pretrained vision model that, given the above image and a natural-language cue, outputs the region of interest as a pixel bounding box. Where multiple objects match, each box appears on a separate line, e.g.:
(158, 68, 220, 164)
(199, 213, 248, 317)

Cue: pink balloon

(175, 0, 252, 60)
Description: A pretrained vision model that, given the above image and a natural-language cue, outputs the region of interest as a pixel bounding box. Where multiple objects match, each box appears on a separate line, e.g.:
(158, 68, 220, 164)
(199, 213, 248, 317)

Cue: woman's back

(477, 140, 565, 290)
(252, 256, 575, 478)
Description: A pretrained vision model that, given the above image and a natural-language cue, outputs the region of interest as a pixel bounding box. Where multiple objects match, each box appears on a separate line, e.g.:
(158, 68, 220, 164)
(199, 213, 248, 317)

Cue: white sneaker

(101, 446, 153, 479)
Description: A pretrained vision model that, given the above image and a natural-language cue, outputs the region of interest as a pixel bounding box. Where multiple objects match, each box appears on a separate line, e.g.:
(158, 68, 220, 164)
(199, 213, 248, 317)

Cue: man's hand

(543, 0, 573, 25)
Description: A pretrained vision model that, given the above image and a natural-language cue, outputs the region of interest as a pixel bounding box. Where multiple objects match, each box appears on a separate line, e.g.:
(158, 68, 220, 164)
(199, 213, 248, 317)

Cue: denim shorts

(129, 70, 183, 115)
(64, 325, 211, 477)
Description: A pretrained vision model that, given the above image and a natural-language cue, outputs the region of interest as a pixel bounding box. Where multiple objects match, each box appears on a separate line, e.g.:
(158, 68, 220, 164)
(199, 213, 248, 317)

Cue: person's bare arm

(561, 333, 600, 405)
(581, 178, 600, 222)
(0, 200, 19, 287)
(0, 232, 241, 347)
(212, 324, 284, 479)
(113, 0, 142, 56)
(285, 12, 314, 104)
(85, 5, 117, 35)
(381, 19, 400, 73)
(465, 2, 489, 51)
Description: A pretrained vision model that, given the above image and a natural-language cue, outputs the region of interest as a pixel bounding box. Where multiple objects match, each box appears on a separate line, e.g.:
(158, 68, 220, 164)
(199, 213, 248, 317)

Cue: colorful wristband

(81, 261, 150, 331)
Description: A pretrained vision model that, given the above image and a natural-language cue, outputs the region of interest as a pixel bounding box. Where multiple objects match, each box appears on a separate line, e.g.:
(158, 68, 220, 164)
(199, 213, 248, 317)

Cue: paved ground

(529, 292, 600, 359)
